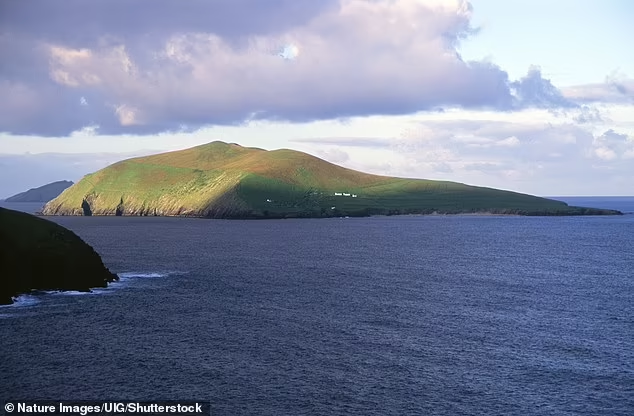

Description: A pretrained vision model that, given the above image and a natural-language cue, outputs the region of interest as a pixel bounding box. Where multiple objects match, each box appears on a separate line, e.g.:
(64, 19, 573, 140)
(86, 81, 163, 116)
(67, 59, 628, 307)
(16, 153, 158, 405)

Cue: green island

(5, 180, 74, 203)
(42, 141, 622, 218)
(0, 207, 118, 305)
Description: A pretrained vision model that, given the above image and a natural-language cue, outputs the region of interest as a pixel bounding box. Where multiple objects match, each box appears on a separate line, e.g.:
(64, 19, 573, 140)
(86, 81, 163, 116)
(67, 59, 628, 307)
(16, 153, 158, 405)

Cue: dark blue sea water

(1, 199, 633, 415)
(0, 201, 45, 213)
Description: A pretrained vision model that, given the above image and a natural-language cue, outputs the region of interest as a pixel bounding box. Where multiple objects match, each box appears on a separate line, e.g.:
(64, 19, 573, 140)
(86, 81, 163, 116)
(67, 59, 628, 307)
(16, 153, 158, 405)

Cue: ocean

(1, 198, 633, 415)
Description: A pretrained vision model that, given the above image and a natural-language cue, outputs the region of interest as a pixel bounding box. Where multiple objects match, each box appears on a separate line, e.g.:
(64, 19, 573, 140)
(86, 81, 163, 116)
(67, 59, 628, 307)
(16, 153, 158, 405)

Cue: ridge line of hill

(41, 141, 623, 218)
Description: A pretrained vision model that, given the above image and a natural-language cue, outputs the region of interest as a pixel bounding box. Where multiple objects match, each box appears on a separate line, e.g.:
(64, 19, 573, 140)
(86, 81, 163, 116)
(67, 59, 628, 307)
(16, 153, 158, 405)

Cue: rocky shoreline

(37, 205, 623, 219)
(0, 207, 118, 305)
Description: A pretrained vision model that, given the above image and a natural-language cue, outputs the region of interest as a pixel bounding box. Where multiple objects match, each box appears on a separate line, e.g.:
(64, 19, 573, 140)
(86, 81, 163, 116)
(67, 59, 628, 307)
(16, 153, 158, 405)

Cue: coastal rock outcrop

(0, 207, 118, 305)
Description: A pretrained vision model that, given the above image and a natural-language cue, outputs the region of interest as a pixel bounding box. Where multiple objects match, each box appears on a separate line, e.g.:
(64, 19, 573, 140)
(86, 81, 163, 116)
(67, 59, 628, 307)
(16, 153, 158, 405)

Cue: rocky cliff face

(44, 187, 251, 218)
(0, 207, 118, 305)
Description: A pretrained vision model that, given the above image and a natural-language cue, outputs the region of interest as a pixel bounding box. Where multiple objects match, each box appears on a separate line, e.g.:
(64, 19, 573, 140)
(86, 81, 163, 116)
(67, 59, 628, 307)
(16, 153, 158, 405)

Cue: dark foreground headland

(0, 207, 118, 305)
(41, 141, 623, 218)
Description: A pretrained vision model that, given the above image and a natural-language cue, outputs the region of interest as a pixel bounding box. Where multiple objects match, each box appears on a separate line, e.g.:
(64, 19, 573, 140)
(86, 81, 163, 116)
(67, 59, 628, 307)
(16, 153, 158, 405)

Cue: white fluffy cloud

(291, 108, 634, 195)
(592, 129, 634, 161)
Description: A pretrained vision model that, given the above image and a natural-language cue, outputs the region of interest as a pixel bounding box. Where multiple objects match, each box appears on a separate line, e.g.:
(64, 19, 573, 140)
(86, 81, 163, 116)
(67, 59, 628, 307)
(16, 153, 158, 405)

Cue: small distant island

(42, 141, 622, 218)
(5, 180, 74, 203)
(0, 207, 118, 305)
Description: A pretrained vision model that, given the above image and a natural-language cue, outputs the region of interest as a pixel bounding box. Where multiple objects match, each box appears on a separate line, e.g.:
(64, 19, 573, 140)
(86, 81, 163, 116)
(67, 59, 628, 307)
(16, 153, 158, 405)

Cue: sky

(0, 0, 633, 198)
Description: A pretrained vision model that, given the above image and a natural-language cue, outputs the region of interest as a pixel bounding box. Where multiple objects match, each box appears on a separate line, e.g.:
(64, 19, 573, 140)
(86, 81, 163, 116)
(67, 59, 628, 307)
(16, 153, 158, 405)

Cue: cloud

(291, 137, 392, 148)
(430, 162, 453, 173)
(510, 66, 577, 109)
(562, 72, 634, 104)
(393, 121, 593, 182)
(572, 105, 604, 124)
(0, 0, 580, 137)
(592, 129, 634, 160)
(290, 110, 633, 194)
(0, 0, 339, 45)
(314, 148, 351, 164)
(497, 136, 520, 147)
(463, 162, 510, 172)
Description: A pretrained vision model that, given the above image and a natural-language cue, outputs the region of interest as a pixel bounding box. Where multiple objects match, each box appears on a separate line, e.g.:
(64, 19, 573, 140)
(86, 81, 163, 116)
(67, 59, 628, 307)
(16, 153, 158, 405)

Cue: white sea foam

(0, 271, 186, 315)
(48, 290, 98, 297)
(0, 294, 41, 308)
(117, 271, 188, 279)
(118, 272, 167, 278)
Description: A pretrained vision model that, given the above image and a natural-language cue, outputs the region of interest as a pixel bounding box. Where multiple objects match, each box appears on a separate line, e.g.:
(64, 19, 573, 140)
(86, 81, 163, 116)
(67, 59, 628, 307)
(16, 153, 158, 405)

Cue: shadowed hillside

(5, 180, 74, 203)
(0, 207, 118, 305)
(42, 142, 622, 218)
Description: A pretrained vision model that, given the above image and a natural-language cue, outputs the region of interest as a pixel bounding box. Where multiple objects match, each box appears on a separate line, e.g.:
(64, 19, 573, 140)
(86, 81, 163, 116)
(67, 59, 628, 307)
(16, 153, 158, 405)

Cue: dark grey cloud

(0, 0, 339, 45)
(0, 0, 586, 137)
(0, 0, 338, 135)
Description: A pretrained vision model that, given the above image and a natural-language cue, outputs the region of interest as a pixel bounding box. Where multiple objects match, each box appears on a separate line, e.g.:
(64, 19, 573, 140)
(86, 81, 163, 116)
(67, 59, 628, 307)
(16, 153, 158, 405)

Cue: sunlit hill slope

(42, 142, 621, 218)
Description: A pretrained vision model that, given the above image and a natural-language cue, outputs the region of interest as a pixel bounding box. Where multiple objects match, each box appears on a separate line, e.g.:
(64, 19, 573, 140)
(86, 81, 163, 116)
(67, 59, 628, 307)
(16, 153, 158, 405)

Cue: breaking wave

(1, 294, 41, 308)
(0, 270, 187, 317)
(0, 294, 42, 318)
(118, 272, 168, 278)
(117, 270, 188, 280)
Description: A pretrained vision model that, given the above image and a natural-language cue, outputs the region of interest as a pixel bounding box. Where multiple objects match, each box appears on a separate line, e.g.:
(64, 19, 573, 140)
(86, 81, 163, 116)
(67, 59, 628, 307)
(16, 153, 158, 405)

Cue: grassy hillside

(6, 180, 74, 202)
(42, 141, 622, 218)
(0, 207, 118, 305)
